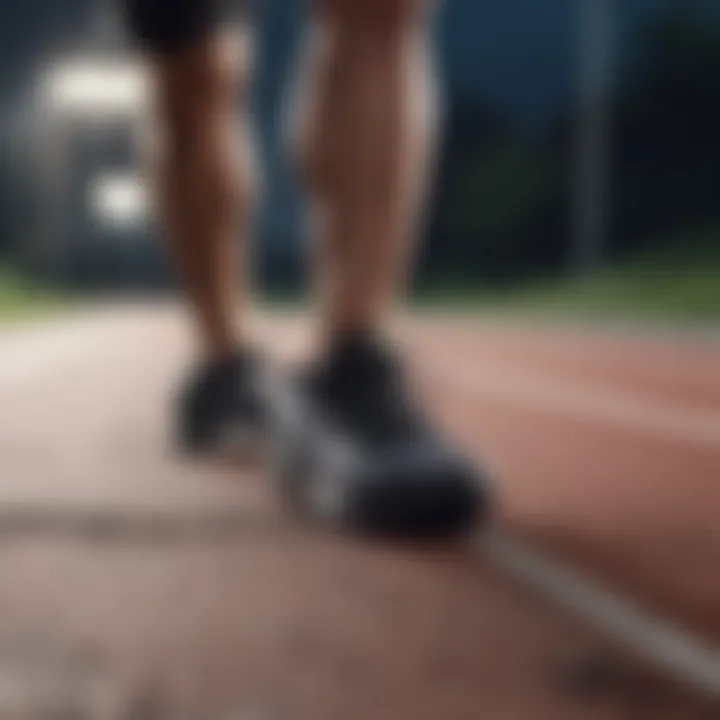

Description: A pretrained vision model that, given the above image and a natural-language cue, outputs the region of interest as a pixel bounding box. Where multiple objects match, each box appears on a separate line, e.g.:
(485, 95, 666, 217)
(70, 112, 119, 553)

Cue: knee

(321, 0, 430, 39)
(151, 37, 247, 156)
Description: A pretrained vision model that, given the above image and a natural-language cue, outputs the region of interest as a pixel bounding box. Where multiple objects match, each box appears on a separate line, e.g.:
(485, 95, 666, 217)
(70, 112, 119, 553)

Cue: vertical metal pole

(573, 0, 615, 277)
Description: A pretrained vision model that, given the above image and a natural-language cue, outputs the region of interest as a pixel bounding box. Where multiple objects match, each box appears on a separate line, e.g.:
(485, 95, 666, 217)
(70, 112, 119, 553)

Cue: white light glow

(42, 59, 147, 117)
(90, 174, 149, 229)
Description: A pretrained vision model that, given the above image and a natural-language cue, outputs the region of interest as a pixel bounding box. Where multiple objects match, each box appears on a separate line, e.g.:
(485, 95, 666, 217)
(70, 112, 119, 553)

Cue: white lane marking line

(480, 529, 720, 698)
(426, 361, 720, 449)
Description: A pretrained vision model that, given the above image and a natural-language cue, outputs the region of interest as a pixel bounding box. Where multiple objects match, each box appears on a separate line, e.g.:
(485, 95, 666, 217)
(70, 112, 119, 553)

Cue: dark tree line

(414, 6, 720, 289)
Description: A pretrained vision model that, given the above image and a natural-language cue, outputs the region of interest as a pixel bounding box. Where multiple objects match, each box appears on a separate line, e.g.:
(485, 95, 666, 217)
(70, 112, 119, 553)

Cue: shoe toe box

(346, 444, 492, 540)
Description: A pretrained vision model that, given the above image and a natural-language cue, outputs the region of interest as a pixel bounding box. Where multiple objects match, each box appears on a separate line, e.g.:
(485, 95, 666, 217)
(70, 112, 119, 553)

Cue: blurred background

(0, 0, 718, 319)
(0, 4, 719, 714)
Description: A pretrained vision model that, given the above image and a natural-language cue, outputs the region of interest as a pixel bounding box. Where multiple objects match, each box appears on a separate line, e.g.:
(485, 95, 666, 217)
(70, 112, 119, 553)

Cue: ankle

(322, 322, 386, 359)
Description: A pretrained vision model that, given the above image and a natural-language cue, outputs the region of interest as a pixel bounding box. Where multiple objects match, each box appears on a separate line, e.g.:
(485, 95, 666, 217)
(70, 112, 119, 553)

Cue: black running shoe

(270, 335, 492, 540)
(176, 350, 267, 455)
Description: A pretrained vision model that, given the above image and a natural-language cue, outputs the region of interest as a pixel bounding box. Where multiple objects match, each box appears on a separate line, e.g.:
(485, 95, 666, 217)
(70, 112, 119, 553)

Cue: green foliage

(416, 225, 720, 322)
(0, 265, 66, 321)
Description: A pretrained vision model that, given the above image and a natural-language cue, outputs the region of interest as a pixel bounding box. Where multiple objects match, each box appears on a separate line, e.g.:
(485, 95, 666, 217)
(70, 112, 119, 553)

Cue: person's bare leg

(147, 31, 254, 360)
(123, 0, 265, 451)
(275, 0, 489, 540)
(293, 0, 439, 347)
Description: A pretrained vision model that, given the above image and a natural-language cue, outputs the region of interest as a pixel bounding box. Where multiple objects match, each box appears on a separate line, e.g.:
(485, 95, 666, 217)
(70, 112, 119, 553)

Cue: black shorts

(124, 0, 249, 53)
